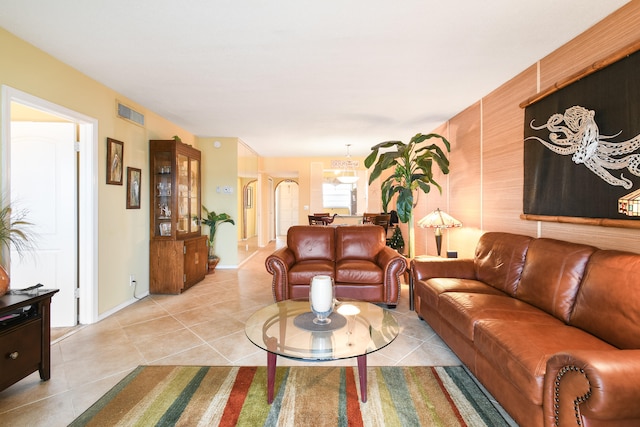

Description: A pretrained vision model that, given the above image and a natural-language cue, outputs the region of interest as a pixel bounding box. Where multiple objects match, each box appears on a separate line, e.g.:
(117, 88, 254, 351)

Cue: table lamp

(418, 208, 462, 256)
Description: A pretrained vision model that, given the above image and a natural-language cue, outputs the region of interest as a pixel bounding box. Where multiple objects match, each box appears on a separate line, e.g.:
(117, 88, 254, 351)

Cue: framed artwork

(107, 138, 124, 185)
(523, 48, 640, 225)
(126, 167, 141, 209)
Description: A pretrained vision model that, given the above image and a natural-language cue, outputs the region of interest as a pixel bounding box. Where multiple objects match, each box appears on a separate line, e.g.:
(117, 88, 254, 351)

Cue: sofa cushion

(474, 319, 615, 405)
(438, 292, 562, 341)
(287, 225, 335, 262)
(334, 284, 384, 301)
(570, 250, 640, 349)
(516, 238, 596, 323)
(335, 260, 383, 284)
(474, 232, 532, 296)
(416, 277, 504, 310)
(336, 225, 385, 261)
(288, 260, 335, 285)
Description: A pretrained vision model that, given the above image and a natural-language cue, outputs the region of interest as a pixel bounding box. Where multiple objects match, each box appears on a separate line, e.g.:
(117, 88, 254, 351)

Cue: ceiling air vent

(117, 102, 145, 126)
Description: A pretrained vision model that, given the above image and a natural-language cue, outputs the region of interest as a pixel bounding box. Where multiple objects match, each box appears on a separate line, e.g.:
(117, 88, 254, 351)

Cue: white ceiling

(0, 1, 630, 158)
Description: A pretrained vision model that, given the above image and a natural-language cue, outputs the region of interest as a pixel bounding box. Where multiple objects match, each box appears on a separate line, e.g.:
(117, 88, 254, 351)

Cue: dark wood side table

(0, 289, 59, 391)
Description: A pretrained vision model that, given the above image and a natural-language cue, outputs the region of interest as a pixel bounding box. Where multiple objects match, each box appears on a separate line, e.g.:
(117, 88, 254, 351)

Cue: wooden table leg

(267, 351, 277, 403)
(408, 266, 415, 311)
(40, 298, 52, 380)
(357, 354, 367, 403)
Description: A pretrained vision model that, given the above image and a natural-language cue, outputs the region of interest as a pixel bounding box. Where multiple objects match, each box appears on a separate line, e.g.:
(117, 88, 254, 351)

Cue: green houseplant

(365, 133, 450, 258)
(0, 203, 36, 296)
(200, 205, 234, 270)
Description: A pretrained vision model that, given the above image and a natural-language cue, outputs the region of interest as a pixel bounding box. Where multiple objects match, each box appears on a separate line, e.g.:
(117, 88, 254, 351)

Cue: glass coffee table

(245, 299, 399, 403)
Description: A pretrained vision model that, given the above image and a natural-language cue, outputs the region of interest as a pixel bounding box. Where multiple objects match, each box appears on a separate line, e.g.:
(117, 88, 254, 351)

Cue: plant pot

(0, 265, 9, 297)
(207, 256, 220, 274)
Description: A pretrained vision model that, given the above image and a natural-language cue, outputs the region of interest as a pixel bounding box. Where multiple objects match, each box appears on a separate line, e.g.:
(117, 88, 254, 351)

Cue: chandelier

(336, 144, 359, 184)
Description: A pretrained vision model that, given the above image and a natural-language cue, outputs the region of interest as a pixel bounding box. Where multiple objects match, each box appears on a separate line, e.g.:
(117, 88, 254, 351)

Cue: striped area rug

(70, 365, 511, 426)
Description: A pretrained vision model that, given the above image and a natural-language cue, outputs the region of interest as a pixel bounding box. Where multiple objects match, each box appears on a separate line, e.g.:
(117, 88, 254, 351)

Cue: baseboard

(97, 292, 149, 322)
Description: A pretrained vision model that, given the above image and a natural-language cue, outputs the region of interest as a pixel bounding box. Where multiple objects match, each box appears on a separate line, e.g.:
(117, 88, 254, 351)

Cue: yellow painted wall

(198, 136, 240, 267)
(0, 28, 195, 317)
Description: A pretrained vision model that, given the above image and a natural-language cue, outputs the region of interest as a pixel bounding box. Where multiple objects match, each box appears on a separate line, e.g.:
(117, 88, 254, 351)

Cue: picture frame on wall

(244, 186, 253, 209)
(106, 138, 124, 185)
(523, 48, 640, 225)
(126, 167, 141, 209)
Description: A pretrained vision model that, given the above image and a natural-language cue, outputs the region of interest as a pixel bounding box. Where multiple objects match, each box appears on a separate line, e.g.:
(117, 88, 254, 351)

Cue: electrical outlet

(129, 274, 136, 287)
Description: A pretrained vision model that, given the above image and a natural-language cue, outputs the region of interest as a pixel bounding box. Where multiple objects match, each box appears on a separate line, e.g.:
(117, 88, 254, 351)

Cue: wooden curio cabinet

(149, 139, 207, 294)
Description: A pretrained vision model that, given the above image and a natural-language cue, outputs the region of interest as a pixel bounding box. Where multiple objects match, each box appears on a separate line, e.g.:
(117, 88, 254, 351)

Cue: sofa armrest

(376, 246, 407, 305)
(410, 258, 475, 282)
(265, 247, 296, 301)
(376, 246, 406, 271)
(544, 350, 640, 426)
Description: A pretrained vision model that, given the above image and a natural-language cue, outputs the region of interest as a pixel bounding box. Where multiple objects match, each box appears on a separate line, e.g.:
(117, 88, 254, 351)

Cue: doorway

(11, 121, 77, 327)
(238, 179, 258, 265)
(275, 180, 299, 237)
(2, 86, 98, 326)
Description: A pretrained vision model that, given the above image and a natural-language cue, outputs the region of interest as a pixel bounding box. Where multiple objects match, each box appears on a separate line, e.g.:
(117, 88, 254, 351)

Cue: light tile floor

(0, 239, 462, 426)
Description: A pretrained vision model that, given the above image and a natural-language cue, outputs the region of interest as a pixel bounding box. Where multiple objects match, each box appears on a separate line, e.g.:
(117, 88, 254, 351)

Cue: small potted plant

(0, 203, 36, 296)
(200, 206, 234, 273)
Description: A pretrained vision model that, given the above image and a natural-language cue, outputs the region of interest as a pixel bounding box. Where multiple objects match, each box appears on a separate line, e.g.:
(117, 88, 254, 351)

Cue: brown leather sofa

(411, 231, 640, 427)
(266, 225, 407, 307)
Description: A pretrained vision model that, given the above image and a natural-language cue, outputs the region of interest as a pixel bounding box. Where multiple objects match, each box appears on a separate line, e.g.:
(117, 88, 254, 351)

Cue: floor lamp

(418, 208, 462, 256)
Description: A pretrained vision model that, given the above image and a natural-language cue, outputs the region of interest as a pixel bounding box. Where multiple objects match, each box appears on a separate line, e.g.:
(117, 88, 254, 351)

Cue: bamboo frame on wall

(520, 213, 640, 230)
(520, 39, 640, 229)
(520, 39, 640, 109)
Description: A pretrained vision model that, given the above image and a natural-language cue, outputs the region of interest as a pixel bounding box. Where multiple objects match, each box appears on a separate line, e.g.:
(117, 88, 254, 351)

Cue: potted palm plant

(0, 203, 36, 296)
(365, 133, 450, 258)
(200, 205, 234, 272)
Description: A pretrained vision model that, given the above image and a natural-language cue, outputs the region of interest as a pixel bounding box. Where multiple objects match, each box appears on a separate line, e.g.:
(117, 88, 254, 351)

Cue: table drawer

(0, 318, 42, 389)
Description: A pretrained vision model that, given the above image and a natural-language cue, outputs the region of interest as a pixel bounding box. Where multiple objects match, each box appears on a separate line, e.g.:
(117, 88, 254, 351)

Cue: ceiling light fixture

(336, 144, 359, 184)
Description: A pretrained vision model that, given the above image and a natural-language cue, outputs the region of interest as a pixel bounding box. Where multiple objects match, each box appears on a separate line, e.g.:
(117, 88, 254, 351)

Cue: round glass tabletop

(245, 300, 399, 361)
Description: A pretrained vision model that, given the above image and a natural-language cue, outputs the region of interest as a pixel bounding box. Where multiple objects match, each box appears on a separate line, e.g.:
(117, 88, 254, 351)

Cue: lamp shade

(619, 188, 640, 217)
(418, 208, 462, 229)
(418, 208, 462, 257)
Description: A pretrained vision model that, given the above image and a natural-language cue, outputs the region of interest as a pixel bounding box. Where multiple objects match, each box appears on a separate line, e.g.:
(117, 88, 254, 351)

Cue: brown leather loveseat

(411, 231, 640, 427)
(266, 225, 407, 307)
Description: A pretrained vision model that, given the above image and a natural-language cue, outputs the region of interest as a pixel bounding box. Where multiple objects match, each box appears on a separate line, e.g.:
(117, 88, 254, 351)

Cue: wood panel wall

(426, 1, 640, 256)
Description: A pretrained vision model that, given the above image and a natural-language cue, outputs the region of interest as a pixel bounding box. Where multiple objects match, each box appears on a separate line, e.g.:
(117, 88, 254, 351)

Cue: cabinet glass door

(190, 158, 200, 234)
(153, 150, 172, 237)
(177, 153, 190, 235)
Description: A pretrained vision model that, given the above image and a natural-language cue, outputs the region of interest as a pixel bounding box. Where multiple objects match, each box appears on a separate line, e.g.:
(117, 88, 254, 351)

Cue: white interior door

(10, 122, 77, 327)
(276, 181, 299, 235)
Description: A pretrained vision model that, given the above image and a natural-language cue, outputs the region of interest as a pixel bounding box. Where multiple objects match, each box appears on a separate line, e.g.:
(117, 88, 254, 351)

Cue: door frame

(2, 85, 99, 324)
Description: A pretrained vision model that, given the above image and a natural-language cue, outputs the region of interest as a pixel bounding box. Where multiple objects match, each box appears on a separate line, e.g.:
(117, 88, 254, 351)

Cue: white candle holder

(310, 275, 335, 325)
